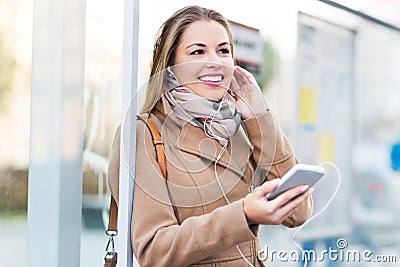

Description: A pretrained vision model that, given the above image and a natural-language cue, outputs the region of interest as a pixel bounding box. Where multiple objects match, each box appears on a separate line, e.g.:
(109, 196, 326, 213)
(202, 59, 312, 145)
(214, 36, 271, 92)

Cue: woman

(108, 5, 313, 267)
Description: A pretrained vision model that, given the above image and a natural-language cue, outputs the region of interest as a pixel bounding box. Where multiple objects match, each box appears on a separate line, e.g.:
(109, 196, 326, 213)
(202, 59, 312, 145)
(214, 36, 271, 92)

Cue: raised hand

(230, 66, 269, 120)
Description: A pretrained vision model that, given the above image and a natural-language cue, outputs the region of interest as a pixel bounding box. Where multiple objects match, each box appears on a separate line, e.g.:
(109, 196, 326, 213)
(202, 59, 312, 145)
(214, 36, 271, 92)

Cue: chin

(186, 84, 225, 101)
(204, 90, 226, 101)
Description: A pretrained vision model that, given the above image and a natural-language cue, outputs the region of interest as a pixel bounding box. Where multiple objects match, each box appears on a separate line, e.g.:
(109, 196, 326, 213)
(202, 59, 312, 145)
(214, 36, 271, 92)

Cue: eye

(218, 48, 231, 55)
(190, 49, 205, 55)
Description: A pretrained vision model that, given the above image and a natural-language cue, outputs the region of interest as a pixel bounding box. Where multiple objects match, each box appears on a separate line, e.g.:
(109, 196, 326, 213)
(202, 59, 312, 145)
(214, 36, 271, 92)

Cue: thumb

(253, 178, 280, 198)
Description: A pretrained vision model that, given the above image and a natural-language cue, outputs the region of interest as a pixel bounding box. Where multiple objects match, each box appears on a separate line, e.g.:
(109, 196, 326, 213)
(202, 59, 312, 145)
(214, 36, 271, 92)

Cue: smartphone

(266, 164, 326, 200)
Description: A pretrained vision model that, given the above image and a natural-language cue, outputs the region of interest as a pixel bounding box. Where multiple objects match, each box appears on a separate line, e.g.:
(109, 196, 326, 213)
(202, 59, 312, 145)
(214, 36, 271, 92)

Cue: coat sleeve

(108, 120, 258, 267)
(242, 110, 313, 228)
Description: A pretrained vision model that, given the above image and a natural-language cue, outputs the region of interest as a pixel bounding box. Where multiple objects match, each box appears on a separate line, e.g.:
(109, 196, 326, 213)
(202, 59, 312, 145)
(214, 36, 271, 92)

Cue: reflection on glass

(80, 0, 123, 265)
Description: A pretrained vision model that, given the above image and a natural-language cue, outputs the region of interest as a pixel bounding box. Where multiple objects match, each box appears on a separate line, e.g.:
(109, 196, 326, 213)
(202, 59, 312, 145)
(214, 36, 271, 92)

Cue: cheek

(224, 58, 235, 72)
(178, 71, 194, 85)
(174, 63, 203, 84)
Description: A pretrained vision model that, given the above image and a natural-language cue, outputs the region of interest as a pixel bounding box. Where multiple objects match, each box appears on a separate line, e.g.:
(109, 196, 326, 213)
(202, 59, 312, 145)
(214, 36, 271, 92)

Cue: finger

(253, 179, 280, 198)
(235, 66, 257, 84)
(273, 185, 308, 207)
(229, 76, 240, 91)
(275, 191, 310, 219)
(233, 67, 249, 87)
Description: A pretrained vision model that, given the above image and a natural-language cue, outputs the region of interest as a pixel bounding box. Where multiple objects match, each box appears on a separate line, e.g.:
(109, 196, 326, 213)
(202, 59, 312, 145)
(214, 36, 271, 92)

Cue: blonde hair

(140, 5, 235, 114)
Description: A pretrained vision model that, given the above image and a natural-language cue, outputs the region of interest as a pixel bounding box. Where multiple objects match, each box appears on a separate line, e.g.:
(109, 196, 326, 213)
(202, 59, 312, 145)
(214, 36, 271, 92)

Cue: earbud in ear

(167, 66, 177, 80)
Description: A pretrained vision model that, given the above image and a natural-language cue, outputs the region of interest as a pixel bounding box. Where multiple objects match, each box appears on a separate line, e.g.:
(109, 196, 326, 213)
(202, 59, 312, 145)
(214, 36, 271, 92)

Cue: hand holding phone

(266, 164, 326, 200)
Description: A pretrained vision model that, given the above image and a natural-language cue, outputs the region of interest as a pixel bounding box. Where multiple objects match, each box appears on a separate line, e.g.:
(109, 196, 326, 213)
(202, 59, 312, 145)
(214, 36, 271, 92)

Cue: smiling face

(172, 20, 235, 101)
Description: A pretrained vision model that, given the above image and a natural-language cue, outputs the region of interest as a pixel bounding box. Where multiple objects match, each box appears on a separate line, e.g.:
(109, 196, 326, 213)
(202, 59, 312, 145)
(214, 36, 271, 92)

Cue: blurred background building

(1, 0, 400, 266)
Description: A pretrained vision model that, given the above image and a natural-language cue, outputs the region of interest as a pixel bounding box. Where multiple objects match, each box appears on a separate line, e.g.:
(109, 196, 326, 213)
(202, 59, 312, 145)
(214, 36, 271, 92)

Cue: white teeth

(199, 76, 222, 82)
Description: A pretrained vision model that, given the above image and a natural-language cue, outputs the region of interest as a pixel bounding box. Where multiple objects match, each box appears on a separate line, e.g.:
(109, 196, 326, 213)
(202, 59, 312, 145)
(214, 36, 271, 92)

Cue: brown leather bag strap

(104, 116, 168, 266)
(107, 196, 118, 232)
(107, 116, 168, 234)
(137, 115, 167, 179)
(138, 115, 182, 221)
(105, 193, 118, 266)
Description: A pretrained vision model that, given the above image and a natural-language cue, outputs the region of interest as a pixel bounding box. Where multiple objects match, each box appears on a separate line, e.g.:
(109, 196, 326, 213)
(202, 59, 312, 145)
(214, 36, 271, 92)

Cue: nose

(204, 51, 223, 68)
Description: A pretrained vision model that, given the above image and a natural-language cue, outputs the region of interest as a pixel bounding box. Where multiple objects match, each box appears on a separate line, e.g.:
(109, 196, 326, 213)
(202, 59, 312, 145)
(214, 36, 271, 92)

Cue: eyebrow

(186, 42, 230, 49)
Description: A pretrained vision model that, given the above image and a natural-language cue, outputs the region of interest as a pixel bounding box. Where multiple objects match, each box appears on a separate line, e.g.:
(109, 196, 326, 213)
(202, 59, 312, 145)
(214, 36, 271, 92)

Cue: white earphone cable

(290, 161, 342, 267)
(169, 66, 341, 266)
(204, 90, 256, 267)
(201, 91, 341, 267)
(213, 143, 256, 267)
(203, 97, 341, 267)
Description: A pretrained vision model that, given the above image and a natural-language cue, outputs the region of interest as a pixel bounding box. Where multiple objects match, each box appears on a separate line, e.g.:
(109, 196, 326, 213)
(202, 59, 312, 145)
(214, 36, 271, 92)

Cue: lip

(198, 73, 224, 87)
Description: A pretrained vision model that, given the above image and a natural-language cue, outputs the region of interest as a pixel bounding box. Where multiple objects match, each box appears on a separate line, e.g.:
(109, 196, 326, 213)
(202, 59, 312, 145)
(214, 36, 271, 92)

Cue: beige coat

(108, 96, 313, 267)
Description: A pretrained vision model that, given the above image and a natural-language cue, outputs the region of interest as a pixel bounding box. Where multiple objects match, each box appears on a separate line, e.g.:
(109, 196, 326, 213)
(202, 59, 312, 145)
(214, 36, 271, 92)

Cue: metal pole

(118, 0, 140, 266)
(318, 0, 400, 33)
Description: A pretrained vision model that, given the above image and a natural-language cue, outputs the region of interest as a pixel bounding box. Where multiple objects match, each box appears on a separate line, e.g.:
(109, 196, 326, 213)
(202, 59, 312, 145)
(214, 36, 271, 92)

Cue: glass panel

(80, 0, 123, 265)
(0, 0, 32, 266)
(352, 19, 400, 260)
